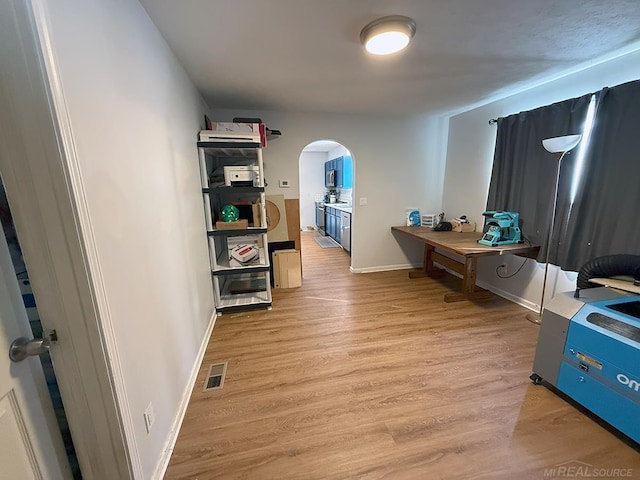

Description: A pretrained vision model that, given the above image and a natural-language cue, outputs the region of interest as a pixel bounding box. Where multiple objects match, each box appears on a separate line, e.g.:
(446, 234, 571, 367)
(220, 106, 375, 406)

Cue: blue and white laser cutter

(531, 287, 640, 444)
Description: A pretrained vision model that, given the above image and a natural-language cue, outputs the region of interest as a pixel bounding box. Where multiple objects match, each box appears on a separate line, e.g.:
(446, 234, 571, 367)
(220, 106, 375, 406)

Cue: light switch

(359, 197, 368, 206)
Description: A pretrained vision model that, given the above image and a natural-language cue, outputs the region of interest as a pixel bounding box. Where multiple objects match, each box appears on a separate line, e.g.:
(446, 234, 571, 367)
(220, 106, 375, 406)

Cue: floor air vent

(203, 362, 227, 392)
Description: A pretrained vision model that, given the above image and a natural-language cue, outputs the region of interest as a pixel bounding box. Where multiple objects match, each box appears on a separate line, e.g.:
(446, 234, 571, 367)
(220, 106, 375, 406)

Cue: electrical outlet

(359, 197, 368, 206)
(144, 402, 155, 434)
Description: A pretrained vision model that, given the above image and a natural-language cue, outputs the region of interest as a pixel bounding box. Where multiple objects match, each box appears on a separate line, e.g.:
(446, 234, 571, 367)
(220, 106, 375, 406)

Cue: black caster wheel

(530, 373, 543, 385)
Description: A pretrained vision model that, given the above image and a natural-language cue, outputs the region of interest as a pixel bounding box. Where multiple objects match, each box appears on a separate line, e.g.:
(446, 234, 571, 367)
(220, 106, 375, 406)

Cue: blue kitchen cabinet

(325, 159, 338, 188)
(325, 206, 343, 243)
(341, 156, 352, 188)
(331, 208, 337, 239)
(331, 211, 336, 239)
(329, 155, 352, 188)
(325, 159, 336, 173)
(335, 157, 343, 187)
(335, 210, 342, 244)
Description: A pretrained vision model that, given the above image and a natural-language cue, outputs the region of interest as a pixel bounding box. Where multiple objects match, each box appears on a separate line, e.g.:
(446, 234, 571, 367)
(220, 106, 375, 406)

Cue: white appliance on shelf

(229, 244, 259, 264)
(198, 122, 264, 145)
(223, 165, 260, 186)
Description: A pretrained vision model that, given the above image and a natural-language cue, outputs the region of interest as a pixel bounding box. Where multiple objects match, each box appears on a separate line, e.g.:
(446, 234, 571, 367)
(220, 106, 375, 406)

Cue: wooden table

(392, 226, 540, 302)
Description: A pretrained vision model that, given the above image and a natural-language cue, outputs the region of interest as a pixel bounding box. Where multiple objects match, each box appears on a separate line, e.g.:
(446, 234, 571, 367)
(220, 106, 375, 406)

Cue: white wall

(210, 108, 449, 272)
(443, 49, 640, 310)
(298, 151, 327, 230)
(44, 0, 212, 477)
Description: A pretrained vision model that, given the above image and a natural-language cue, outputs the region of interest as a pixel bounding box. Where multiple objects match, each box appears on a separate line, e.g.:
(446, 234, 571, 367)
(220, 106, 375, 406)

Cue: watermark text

(544, 461, 634, 478)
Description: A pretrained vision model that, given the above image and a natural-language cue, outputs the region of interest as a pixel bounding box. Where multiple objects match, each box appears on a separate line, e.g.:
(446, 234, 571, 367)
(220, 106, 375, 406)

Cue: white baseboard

(152, 311, 217, 480)
(350, 263, 421, 274)
(425, 262, 538, 311)
(475, 279, 538, 312)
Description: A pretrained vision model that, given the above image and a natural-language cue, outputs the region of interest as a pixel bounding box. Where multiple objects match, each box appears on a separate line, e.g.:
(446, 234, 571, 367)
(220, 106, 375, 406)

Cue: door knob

(9, 336, 51, 362)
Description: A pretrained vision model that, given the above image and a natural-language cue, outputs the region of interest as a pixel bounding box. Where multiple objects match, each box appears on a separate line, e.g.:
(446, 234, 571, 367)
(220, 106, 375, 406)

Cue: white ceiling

(302, 140, 341, 153)
(139, 0, 640, 116)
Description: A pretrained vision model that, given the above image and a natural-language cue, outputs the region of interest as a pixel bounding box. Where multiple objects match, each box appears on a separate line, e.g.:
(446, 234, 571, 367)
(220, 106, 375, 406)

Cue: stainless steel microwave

(325, 169, 336, 188)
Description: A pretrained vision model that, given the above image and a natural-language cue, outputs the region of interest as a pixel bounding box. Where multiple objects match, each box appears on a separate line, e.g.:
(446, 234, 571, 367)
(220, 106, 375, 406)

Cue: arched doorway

(298, 140, 354, 269)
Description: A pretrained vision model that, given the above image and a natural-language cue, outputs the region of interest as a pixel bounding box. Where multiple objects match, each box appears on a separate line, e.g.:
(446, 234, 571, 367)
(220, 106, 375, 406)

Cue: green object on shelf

(221, 204, 240, 222)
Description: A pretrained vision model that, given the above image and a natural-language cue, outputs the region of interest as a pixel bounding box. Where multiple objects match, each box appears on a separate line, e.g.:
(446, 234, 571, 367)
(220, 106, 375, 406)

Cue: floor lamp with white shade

(525, 134, 582, 325)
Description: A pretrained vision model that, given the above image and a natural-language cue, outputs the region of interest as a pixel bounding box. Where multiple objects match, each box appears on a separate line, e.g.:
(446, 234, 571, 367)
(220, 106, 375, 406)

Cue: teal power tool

(478, 211, 522, 246)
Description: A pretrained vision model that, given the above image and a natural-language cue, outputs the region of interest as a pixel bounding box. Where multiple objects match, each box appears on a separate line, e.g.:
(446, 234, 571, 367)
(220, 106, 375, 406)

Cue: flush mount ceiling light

(360, 15, 416, 55)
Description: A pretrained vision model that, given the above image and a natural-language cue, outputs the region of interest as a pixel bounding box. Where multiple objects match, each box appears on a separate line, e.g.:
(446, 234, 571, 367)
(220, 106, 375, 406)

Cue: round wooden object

(265, 200, 280, 231)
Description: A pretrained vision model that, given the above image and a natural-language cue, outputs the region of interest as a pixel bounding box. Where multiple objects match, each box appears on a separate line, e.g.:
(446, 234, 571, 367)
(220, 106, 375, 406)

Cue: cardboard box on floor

(273, 249, 302, 288)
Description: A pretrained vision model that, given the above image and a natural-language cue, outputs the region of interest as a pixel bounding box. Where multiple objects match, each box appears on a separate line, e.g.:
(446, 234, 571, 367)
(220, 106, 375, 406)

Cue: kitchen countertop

(325, 203, 352, 213)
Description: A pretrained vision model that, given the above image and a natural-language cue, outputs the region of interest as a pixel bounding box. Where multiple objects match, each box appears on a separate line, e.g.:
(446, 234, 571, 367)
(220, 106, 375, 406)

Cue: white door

(0, 1, 130, 478)
(0, 223, 71, 479)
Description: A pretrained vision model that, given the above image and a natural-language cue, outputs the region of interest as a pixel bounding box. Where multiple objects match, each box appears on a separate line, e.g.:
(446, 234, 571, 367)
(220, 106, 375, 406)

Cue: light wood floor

(166, 232, 640, 479)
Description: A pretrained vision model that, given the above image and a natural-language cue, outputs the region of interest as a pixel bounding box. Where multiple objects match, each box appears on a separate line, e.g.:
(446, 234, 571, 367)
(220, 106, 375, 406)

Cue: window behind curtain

(485, 94, 592, 264)
(558, 80, 640, 270)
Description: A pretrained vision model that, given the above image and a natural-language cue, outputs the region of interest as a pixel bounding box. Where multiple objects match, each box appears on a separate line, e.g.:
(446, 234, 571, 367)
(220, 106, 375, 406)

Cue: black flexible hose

(576, 254, 640, 290)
